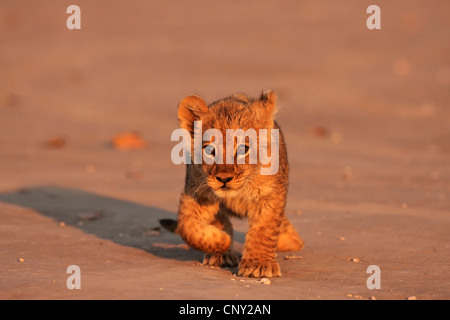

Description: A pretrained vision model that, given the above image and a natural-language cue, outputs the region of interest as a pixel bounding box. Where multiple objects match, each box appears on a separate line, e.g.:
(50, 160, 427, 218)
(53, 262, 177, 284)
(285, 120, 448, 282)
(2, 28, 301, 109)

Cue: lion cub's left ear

(257, 90, 278, 128)
(178, 95, 208, 133)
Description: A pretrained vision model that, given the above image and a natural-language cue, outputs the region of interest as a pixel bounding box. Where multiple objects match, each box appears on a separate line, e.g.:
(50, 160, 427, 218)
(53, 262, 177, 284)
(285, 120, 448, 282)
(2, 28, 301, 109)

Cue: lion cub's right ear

(178, 95, 208, 133)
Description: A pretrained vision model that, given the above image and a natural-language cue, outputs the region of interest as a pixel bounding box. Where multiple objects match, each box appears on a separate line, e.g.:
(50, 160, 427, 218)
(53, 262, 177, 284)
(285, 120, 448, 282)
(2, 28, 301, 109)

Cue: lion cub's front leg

(201, 207, 239, 267)
(202, 251, 240, 267)
(238, 200, 284, 278)
(177, 193, 239, 267)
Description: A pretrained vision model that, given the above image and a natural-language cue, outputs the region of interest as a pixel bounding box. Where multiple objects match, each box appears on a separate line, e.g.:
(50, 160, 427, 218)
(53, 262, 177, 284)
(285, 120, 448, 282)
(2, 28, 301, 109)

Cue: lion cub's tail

(159, 219, 178, 234)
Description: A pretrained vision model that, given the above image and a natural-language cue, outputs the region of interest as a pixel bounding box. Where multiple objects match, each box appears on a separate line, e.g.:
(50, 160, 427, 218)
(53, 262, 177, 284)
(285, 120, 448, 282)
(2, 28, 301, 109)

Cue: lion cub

(175, 91, 303, 278)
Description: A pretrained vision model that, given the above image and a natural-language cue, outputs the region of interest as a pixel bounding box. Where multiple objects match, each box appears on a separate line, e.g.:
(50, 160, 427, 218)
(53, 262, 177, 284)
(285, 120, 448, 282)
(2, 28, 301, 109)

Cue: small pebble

(18, 258, 24, 262)
(330, 131, 343, 143)
(45, 136, 67, 149)
(284, 255, 303, 260)
(430, 171, 440, 180)
(260, 278, 271, 285)
(310, 126, 328, 138)
(85, 164, 96, 174)
(125, 171, 144, 180)
(78, 211, 103, 221)
(343, 166, 354, 181)
(407, 296, 417, 300)
(142, 227, 161, 237)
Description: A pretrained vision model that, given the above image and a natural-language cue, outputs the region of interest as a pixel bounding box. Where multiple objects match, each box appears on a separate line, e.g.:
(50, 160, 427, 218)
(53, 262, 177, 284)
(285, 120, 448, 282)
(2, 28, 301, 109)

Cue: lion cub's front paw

(238, 259, 281, 278)
(202, 251, 239, 267)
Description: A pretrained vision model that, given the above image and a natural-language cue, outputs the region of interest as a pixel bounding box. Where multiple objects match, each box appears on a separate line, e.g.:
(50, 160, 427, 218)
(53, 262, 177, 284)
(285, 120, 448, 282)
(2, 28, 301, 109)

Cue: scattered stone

(125, 171, 144, 180)
(330, 131, 343, 143)
(392, 58, 411, 76)
(67, 70, 84, 84)
(309, 126, 329, 138)
(45, 136, 67, 149)
(85, 164, 96, 174)
(78, 211, 103, 221)
(436, 67, 450, 86)
(2, 92, 20, 107)
(142, 227, 161, 237)
(112, 131, 148, 151)
(343, 166, 354, 181)
(153, 243, 189, 250)
(284, 255, 303, 260)
(238, 278, 271, 285)
(430, 171, 440, 180)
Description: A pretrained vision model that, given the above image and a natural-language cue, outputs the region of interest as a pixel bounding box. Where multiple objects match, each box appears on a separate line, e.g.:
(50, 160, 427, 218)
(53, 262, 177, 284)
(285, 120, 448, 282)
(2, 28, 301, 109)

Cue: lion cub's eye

(203, 144, 216, 158)
(236, 144, 250, 157)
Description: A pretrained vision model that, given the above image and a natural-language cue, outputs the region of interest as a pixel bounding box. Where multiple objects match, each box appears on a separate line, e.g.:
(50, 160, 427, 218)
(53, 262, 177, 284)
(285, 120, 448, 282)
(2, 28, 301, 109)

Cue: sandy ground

(0, 0, 449, 300)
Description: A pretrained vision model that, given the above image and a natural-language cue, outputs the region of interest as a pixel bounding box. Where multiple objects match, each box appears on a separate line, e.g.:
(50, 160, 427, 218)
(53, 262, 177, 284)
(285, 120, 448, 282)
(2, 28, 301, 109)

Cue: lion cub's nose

(215, 174, 234, 185)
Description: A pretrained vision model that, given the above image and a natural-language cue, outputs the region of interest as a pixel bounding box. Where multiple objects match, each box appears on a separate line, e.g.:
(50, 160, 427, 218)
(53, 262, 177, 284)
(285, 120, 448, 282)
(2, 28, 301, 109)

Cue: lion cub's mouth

(212, 187, 240, 198)
(207, 176, 244, 197)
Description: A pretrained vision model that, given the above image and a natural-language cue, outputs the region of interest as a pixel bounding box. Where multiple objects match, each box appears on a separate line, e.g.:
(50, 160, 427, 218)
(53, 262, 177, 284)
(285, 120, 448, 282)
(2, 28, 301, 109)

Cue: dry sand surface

(0, 0, 449, 300)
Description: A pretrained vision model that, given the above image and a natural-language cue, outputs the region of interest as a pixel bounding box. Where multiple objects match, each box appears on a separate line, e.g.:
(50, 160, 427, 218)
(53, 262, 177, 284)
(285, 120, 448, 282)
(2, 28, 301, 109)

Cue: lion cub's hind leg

(277, 217, 304, 252)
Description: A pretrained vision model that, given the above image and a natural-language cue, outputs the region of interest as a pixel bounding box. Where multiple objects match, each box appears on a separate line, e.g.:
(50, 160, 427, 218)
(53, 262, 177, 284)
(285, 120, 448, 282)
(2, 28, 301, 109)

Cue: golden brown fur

(176, 91, 303, 277)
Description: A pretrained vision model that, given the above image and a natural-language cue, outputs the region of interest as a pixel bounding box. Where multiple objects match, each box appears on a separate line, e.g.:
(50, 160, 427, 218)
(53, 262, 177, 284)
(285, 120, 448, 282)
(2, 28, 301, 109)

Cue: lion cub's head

(177, 91, 280, 198)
